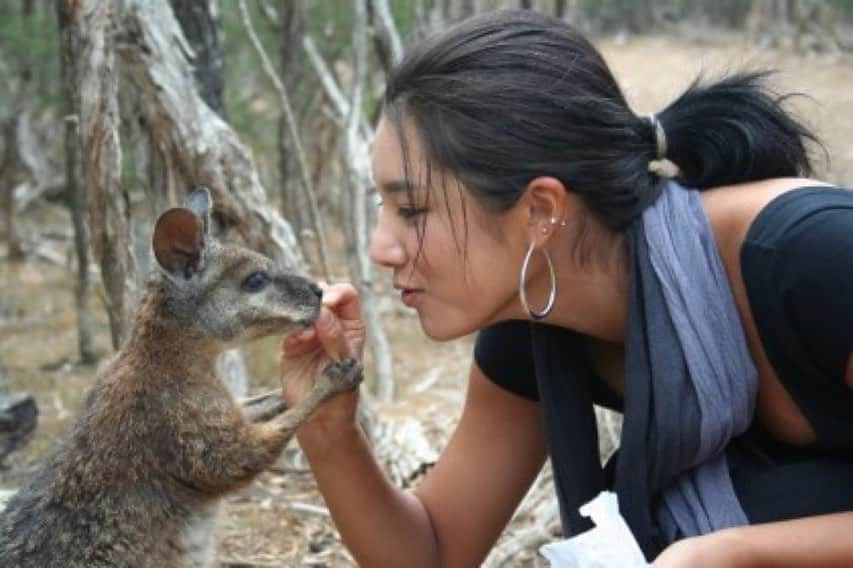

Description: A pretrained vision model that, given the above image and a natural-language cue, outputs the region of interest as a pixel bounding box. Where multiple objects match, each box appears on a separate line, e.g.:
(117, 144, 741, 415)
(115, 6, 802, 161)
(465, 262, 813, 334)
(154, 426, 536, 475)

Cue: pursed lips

(394, 283, 425, 307)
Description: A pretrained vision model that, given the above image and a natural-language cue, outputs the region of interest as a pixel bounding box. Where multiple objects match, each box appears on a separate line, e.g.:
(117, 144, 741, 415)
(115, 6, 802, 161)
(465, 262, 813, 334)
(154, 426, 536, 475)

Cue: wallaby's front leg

(173, 360, 362, 494)
(241, 391, 286, 423)
(267, 358, 363, 436)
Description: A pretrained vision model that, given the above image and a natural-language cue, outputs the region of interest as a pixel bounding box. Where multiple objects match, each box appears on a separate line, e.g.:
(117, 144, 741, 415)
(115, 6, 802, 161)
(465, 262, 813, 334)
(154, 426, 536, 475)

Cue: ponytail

(656, 71, 821, 189)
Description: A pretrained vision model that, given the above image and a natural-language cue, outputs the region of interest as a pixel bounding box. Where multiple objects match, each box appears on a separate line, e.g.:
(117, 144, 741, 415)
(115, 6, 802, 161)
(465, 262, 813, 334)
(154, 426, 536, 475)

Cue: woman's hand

(280, 283, 366, 432)
(653, 531, 744, 568)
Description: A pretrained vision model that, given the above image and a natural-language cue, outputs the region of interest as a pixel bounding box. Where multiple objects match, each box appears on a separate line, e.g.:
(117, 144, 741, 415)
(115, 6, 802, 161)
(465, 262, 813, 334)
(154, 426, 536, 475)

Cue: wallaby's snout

(260, 270, 324, 334)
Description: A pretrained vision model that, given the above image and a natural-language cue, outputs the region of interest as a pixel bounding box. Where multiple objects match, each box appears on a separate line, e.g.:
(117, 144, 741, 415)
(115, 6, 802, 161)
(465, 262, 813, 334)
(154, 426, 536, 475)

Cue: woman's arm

(654, 512, 853, 567)
(298, 365, 547, 568)
(281, 284, 547, 567)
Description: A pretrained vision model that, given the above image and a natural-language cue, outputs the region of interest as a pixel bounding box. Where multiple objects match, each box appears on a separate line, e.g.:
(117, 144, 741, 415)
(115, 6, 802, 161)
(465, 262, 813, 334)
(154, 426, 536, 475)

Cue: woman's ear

(522, 176, 570, 245)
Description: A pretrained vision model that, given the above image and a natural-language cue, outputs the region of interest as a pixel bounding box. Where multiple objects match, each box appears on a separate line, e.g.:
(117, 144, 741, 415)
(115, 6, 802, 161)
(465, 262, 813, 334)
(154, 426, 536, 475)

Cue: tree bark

(0, 115, 26, 261)
(115, 0, 305, 273)
(344, 0, 394, 401)
(168, 0, 227, 119)
(57, 0, 96, 365)
(277, 0, 311, 242)
(63, 0, 137, 350)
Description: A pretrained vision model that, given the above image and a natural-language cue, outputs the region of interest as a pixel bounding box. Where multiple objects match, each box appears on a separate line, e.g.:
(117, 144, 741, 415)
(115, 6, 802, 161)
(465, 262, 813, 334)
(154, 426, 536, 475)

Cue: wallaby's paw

(319, 358, 363, 396)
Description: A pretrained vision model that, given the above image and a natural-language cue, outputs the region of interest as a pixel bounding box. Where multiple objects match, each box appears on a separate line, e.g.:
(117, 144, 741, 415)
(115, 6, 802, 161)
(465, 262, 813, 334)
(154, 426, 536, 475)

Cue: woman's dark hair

(383, 10, 820, 230)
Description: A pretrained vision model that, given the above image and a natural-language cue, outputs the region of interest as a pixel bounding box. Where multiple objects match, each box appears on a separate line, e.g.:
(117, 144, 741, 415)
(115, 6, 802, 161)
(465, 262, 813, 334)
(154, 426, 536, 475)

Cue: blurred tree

(277, 0, 312, 242)
(56, 0, 96, 365)
(61, 0, 138, 349)
(168, 0, 228, 119)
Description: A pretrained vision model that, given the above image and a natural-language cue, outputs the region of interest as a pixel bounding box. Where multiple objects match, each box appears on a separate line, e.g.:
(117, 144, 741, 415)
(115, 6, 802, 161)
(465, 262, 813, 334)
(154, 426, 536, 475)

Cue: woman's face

(369, 117, 524, 340)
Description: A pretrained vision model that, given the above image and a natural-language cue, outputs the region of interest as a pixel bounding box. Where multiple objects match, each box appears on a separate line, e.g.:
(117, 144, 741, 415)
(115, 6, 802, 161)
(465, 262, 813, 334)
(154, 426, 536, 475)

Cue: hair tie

(645, 113, 680, 179)
(646, 113, 667, 160)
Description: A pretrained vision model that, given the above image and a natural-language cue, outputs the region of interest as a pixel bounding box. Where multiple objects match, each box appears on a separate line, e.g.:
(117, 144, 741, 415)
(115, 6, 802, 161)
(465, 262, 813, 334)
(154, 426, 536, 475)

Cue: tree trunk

(62, 0, 137, 350)
(115, 0, 305, 273)
(20, 0, 35, 86)
(278, 0, 311, 242)
(167, 0, 227, 119)
(0, 0, 37, 261)
(344, 0, 394, 401)
(0, 116, 26, 261)
(57, 0, 96, 365)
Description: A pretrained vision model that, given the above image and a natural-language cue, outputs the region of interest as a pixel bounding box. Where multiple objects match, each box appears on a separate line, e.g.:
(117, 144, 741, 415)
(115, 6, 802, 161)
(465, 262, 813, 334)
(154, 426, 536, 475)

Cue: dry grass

(1, 34, 852, 566)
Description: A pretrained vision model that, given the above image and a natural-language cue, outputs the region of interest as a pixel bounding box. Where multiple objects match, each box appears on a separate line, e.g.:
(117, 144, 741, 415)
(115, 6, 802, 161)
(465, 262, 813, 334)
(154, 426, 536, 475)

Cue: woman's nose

(369, 223, 406, 268)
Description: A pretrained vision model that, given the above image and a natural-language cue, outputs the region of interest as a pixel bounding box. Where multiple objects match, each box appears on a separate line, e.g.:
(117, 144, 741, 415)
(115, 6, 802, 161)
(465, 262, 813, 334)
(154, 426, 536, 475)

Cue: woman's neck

(529, 228, 630, 343)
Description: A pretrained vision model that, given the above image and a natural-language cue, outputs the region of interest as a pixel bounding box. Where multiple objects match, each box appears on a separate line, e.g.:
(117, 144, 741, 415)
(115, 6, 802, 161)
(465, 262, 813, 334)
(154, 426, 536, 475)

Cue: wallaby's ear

(182, 186, 213, 235)
(152, 208, 205, 279)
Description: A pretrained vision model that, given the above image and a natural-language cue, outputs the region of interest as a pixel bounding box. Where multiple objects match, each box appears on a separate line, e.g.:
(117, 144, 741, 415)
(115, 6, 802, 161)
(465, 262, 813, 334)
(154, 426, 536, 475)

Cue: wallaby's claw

(319, 358, 363, 396)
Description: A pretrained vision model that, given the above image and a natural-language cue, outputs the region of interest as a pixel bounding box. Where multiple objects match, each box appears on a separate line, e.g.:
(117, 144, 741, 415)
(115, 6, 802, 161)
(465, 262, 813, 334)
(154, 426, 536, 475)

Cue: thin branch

(303, 35, 372, 145)
(237, 0, 332, 281)
(371, 0, 404, 64)
(257, 0, 280, 31)
(303, 36, 351, 120)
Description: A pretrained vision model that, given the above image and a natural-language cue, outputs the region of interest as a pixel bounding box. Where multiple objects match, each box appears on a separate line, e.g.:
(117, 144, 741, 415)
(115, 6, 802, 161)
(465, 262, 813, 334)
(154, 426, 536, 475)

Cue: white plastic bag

(539, 491, 650, 567)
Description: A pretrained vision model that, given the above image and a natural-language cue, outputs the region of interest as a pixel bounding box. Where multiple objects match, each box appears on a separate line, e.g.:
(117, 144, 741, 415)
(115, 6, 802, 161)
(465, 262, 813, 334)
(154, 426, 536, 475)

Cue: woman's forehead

(373, 117, 415, 181)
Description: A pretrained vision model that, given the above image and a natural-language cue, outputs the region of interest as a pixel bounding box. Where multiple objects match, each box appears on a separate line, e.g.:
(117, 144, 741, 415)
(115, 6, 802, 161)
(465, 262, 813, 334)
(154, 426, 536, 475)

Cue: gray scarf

(532, 180, 758, 559)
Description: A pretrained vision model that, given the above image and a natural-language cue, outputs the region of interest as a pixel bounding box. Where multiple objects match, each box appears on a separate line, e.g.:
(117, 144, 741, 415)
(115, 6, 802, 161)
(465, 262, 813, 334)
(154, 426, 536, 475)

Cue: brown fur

(0, 189, 362, 567)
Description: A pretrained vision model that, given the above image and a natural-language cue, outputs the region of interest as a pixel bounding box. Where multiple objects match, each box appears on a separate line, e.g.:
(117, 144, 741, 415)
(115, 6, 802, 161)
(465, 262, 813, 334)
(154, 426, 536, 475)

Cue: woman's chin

(418, 313, 476, 342)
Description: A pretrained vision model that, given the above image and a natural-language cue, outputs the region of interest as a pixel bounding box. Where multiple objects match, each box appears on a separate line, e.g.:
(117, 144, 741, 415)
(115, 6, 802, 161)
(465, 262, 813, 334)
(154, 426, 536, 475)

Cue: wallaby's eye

(242, 271, 271, 292)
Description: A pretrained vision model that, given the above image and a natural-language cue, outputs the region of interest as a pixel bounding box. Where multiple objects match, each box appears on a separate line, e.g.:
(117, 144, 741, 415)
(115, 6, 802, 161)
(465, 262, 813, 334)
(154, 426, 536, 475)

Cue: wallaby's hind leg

(268, 359, 363, 435)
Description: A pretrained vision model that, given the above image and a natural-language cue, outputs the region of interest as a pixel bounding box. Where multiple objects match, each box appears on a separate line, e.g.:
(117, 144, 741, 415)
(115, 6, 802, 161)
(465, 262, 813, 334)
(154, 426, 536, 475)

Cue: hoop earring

(518, 241, 557, 320)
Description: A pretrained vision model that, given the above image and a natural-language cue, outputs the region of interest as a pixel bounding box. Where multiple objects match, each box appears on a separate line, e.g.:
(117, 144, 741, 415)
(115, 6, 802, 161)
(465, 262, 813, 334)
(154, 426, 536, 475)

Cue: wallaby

(0, 188, 362, 567)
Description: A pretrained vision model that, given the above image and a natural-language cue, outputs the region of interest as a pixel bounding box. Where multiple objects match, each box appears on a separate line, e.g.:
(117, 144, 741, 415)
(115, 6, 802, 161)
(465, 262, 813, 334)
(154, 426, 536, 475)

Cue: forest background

(1, 1, 852, 566)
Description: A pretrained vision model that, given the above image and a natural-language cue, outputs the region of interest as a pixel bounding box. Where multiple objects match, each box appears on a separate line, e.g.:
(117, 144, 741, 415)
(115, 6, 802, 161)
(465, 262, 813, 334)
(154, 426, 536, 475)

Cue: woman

(281, 10, 853, 567)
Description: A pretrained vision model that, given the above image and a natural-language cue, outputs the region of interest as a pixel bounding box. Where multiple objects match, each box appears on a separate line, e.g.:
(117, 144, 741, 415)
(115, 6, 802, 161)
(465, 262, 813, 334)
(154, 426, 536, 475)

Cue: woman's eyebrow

(381, 179, 419, 193)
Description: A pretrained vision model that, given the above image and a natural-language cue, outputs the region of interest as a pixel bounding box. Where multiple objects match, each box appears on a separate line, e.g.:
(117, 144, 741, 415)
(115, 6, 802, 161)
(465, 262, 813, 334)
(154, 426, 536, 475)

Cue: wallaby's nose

(309, 283, 323, 300)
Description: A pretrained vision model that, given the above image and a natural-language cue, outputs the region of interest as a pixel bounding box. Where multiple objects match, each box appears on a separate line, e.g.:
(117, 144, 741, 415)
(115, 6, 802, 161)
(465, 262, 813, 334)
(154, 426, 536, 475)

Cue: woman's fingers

(314, 305, 354, 361)
(321, 282, 362, 321)
(281, 282, 362, 363)
(281, 328, 319, 359)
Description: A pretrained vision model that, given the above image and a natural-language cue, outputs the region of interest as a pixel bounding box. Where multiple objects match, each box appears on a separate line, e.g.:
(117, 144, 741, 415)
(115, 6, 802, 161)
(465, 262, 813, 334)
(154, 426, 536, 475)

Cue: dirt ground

(0, 33, 851, 567)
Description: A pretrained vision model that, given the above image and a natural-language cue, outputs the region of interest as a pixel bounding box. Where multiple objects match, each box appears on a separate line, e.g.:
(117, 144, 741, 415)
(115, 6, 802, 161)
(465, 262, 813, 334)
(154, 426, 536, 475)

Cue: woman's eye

(398, 206, 426, 220)
(243, 271, 271, 292)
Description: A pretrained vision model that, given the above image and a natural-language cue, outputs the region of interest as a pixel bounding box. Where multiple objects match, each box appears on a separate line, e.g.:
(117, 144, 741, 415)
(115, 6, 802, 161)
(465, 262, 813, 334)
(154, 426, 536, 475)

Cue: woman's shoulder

(701, 177, 837, 253)
(699, 177, 842, 311)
